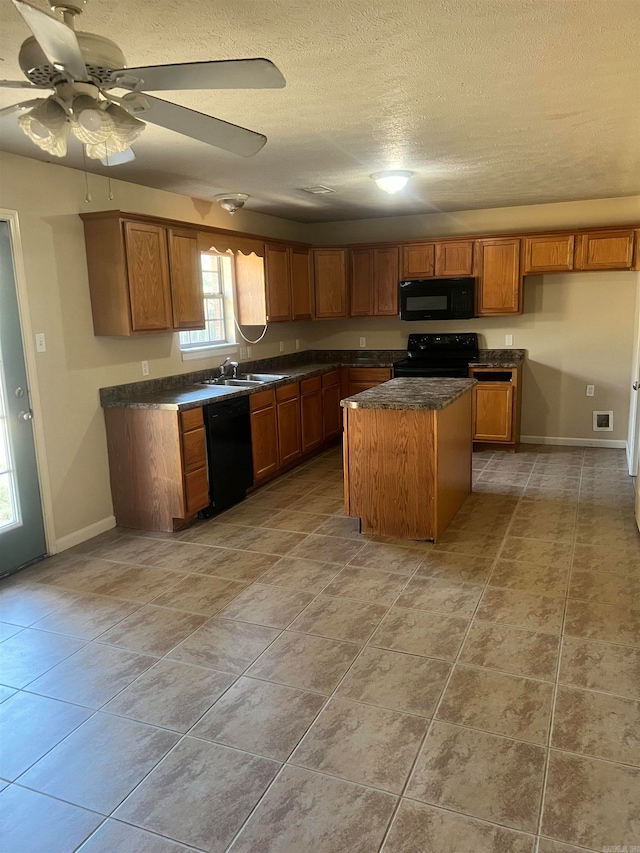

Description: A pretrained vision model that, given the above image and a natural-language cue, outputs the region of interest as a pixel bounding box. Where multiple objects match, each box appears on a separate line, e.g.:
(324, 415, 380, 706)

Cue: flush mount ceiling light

(371, 170, 414, 194)
(215, 193, 249, 215)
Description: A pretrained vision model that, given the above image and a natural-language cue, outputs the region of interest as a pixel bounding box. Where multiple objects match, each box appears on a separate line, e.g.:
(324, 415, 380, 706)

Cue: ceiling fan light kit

(372, 170, 414, 194)
(3, 0, 286, 161)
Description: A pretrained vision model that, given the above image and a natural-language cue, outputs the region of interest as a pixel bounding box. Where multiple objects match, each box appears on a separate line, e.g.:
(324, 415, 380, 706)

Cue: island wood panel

(522, 234, 574, 273)
(433, 393, 473, 540)
(290, 247, 313, 320)
(434, 240, 474, 277)
(124, 221, 173, 331)
(574, 230, 635, 270)
(168, 229, 205, 330)
(104, 407, 185, 532)
(344, 407, 436, 540)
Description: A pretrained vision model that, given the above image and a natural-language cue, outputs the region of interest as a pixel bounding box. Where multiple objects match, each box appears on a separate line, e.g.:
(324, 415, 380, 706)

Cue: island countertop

(341, 377, 477, 411)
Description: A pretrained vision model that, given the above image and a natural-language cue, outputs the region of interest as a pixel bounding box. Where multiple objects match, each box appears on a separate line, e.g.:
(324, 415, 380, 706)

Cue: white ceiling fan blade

(140, 95, 267, 157)
(0, 98, 42, 118)
(12, 0, 89, 82)
(0, 80, 40, 89)
(109, 59, 286, 92)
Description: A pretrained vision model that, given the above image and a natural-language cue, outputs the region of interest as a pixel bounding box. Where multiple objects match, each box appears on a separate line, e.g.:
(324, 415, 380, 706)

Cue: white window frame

(180, 251, 239, 362)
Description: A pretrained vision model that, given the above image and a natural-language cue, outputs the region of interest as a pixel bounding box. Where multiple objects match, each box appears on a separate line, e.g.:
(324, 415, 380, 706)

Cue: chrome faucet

(229, 361, 239, 378)
(217, 356, 232, 377)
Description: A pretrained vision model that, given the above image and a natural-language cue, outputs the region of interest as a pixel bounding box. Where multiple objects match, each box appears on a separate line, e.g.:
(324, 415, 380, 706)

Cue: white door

(0, 219, 47, 576)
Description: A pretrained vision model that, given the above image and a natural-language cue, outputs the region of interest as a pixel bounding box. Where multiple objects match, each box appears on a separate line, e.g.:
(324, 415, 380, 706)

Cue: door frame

(0, 208, 55, 554)
(627, 272, 640, 475)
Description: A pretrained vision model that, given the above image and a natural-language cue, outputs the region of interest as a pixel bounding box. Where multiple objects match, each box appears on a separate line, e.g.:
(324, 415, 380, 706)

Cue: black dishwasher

(202, 396, 254, 516)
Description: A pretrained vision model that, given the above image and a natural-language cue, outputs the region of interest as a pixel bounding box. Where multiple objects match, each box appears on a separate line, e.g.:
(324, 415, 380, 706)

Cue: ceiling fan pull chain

(81, 144, 91, 202)
(105, 143, 114, 200)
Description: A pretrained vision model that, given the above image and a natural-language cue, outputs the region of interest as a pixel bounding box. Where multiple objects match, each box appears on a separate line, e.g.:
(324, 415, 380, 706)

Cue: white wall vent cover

(593, 411, 614, 431)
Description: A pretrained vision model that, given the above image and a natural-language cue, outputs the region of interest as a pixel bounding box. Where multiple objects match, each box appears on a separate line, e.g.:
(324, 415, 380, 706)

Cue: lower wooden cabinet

(470, 367, 522, 450)
(250, 389, 279, 482)
(346, 367, 392, 396)
(322, 370, 342, 440)
(300, 377, 324, 453)
(276, 383, 302, 466)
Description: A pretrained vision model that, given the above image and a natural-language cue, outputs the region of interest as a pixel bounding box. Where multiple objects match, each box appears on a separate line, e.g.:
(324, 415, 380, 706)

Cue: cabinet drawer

(301, 376, 321, 395)
(250, 388, 276, 411)
(180, 407, 204, 432)
(184, 466, 209, 514)
(322, 369, 341, 388)
(182, 426, 206, 473)
(276, 381, 300, 402)
(348, 368, 392, 383)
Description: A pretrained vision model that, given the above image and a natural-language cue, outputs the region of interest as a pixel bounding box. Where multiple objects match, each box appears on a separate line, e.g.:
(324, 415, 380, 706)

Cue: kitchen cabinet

(574, 230, 635, 270)
(400, 242, 434, 279)
(265, 243, 291, 322)
(276, 383, 302, 466)
(346, 367, 392, 396)
(469, 367, 522, 450)
(81, 211, 204, 336)
(313, 249, 349, 318)
(250, 389, 279, 482)
(522, 234, 574, 273)
(475, 238, 522, 316)
(300, 376, 324, 453)
(322, 370, 343, 440)
(349, 247, 400, 317)
(104, 405, 208, 532)
(290, 247, 313, 320)
(434, 240, 474, 277)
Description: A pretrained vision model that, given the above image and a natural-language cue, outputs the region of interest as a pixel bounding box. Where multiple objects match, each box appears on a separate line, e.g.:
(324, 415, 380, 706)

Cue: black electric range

(393, 333, 479, 378)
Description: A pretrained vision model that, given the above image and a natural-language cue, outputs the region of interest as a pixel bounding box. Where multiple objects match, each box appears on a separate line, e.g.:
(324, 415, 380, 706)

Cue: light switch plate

(239, 346, 248, 359)
(505, 334, 513, 346)
(586, 385, 595, 397)
(295, 339, 301, 351)
(35, 333, 46, 352)
(279, 341, 285, 352)
(141, 360, 149, 376)
(359, 337, 366, 348)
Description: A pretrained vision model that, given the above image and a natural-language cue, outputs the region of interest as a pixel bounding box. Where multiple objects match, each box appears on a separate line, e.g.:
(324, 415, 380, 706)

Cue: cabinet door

(290, 247, 313, 320)
(124, 221, 173, 331)
(475, 238, 522, 316)
(168, 229, 205, 330)
(265, 244, 291, 322)
(434, 241, 474, 277)
(401, 243, 435, 278)
(301, 388, 324, 453)
(277, 395, 302, 466)
(313, 249, 348, 318)
(322, 382, 342, 440)
(473, 384, 514, 442)
(574, 231, 635, 270)
(250, 404, 279, 481)
(349, 248, 374, 317)
(522, 235, 574, 273)
(374, 246, 400, 315)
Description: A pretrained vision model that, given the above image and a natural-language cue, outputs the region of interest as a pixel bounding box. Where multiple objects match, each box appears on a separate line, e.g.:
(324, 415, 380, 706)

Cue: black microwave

(399, 277, 475, 321)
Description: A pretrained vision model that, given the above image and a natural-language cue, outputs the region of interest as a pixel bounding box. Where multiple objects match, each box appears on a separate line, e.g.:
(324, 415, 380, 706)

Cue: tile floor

(0, 444, 639, 852)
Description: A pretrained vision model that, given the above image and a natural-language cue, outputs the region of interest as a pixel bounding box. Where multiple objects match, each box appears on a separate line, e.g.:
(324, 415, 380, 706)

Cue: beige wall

(307, 272, 640, 442)
(310, 196, 640, 244)
(2, 149, 639, 547)
(0, 152, 309, 545)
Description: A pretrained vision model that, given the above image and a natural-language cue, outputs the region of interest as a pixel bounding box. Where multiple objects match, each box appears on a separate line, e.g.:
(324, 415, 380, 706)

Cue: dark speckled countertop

(341, 378, 477, 411)
(470, 349, 526, 368)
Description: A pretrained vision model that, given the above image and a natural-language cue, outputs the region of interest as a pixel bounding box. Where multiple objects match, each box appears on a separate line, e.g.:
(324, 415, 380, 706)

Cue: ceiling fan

(0, 0, 286, 162)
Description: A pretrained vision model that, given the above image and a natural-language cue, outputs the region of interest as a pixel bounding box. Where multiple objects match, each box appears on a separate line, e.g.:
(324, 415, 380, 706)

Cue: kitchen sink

(242, 373, 290, 382)
(223, 379, 264, 387)
(198, 373, 289, 388)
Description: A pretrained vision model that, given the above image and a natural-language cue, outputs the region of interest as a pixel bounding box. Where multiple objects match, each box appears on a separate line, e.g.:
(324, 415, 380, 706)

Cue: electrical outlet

(279, 341, 285, 353)
(246, 346, 252, 357)
(141, 360, 149, 376)
(239, 346, 247, 360)
(35, 333, 46, 352)
(505, 334, 513, 346)
(359, 337, 366, 348)
(295, 339, 301, 351)
(586, 385, 595, 397)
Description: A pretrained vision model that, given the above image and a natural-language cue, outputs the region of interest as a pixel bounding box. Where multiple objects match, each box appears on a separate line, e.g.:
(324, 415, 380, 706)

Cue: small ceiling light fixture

(371, 170, 413, 194)
(215, 193, 249, 215)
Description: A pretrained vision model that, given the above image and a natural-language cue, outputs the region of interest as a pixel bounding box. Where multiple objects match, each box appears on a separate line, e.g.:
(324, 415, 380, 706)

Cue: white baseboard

(53, 515, 116, 554)
(521, 435, 627, 449)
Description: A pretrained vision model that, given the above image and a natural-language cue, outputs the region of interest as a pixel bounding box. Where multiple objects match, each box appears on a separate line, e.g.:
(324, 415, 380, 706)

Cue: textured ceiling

(0, 0, 639, 223)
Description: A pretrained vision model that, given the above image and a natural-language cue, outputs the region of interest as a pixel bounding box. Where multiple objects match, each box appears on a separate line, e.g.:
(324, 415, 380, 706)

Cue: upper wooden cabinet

(475, 238, 522, 316)
(401, 243, 434, 278)
(574, 230, 635, 270)
(265, 243, 291, 322)
(290, 247, 313, 320)
(82, 212, 204, 336)
(313, 249, 349, 318)
(349, 246, 400, 317)
(434, 240, 474, 277)
(522, 234, 574, 274)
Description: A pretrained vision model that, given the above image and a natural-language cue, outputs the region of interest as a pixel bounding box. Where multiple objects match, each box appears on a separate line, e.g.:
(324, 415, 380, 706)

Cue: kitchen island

(341, 378, 477, 542)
